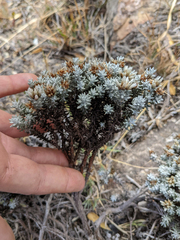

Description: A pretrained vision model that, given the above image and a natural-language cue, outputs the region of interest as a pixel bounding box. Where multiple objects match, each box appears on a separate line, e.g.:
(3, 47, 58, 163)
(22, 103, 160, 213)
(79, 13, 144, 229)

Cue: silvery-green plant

(0, 193, 19, 210)
(147, 135, 180, 239)
(10, 57, 164, 178)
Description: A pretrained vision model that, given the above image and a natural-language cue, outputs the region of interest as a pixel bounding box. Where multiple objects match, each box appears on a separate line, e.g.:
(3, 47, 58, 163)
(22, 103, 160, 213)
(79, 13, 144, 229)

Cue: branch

(39, 194, 53, 240)
(95, 186, 148, 228)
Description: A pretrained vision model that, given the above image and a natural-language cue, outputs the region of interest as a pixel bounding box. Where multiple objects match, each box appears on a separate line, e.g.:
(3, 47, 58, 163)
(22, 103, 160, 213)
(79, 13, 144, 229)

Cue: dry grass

(0, 0, 180, 239)
(0, 0, 114, 75)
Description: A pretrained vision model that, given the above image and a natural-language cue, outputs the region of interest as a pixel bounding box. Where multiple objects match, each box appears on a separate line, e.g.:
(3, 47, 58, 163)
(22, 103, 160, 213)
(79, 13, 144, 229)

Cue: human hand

(0, 73, 85, 195)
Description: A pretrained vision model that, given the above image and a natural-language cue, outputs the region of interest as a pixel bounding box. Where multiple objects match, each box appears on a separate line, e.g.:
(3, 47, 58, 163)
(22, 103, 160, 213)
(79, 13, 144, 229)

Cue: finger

(0, 110, 27, 137)
(0, 73, 37, 98)
(0, 154, 85, 194)
(0, 110, 56, 138)
(1, 132, 68, 167)
(0, 134, 10, 179)
(0, 216, 15, 240)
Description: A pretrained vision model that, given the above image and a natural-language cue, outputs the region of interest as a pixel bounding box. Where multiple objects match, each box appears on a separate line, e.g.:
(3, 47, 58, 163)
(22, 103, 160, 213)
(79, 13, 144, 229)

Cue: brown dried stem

(80, 149, 91, 173)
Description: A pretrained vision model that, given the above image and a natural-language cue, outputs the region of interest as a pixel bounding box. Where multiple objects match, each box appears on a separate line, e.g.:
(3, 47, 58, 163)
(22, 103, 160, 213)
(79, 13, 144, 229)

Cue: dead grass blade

(0, 3, 65, 49)
(158, 0, 177, 43)
(0, 31, 61, 74)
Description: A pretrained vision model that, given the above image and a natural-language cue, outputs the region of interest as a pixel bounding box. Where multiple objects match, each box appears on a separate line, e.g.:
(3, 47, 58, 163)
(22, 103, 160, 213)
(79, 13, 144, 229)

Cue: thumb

(0, 133, 10, 178)
(0, 216, 15, 240)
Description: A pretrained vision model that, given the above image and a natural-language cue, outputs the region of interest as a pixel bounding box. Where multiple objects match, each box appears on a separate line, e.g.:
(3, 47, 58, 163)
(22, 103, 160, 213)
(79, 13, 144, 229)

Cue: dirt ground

(119, 115, 180, 184)
(0, 0, 180, 239)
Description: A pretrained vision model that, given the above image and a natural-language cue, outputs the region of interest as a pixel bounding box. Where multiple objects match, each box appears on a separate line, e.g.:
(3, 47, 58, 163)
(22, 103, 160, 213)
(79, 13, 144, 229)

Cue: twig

(95, 186, 148, 228)
(126, 174, 141, 188)
(39, 194, 53, 240)
(48, 217, 69, 239)
(137, 206, 162, 215)
(45, 227, 65, 239)
(104, 24, 108, 61)
(145, 219, 159, 240)
(159, 231, 171, 238)
(106, 216, 129, 236)
(161, 108, 180, 121)
(65, 193, 79, 214)
(147, 95, 169, 132)
(74, 191, 91, 235)
(127, 207, 138, 240)
(66, 191, 91, 235)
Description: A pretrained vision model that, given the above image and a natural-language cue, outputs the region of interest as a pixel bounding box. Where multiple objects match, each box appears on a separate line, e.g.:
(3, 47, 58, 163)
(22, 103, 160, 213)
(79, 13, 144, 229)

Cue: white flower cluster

(147, 136, 180, 239)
